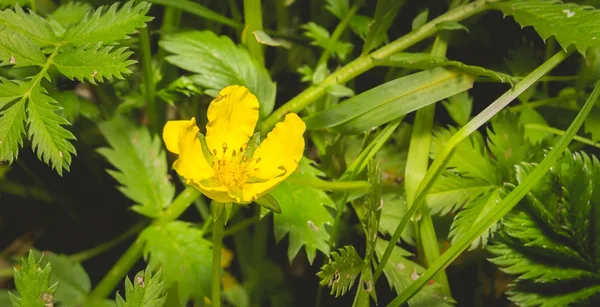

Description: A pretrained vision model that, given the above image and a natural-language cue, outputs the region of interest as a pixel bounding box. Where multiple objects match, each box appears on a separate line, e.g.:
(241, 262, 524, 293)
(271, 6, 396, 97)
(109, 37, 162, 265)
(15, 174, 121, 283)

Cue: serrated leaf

(487, 111, 534, 177)
(0, 5, 58, 47)
(97, 116, 174, 218)
(139, 221, 212, 303)
(520, 107, 550, 144)
(26, 85, 76, 175)
(427, 172, 498, 216)
(441, 91, 472, 127)
(302, 22, 353, 61)
(378, 193, 415, 245)
(363, 0, 406, 54)
(63, 1, 152, 47)
(0, 29, 45, 67)
(492, 0, 600, 55)
(317, 245, 365, 297)
(449, 189, 501, 249)
(9, 251, 59, 307)
(0, 82, 27, 164)
(270, 159, 335, 263)
(0, 0, 29, 9)
(116, 268, 167, 307)
(374, 240, 453, 306)
(160, 30, 276, 118)
(54, 44, 136, 84)
(49, 2, 92, 36)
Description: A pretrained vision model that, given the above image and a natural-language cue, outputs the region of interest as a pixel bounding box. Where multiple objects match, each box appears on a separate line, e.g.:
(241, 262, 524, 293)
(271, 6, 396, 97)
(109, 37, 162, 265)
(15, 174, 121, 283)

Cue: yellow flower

(163, 85, 306, 204)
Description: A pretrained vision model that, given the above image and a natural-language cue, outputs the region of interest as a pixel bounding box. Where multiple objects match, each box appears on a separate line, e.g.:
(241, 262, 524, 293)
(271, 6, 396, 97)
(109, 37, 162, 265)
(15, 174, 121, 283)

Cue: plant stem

(148, 0, 242, 29)
(243, 0, 264, 65)
(285, 177, 370, 191)
(388, 75, 600, 307)
(317, 1, 361, 67)
(87, 187, 201, 302)
(140, 28, 160, 133)
(509, 93, 582, 112)
(260, 0, 496, 133)
(211, 208, 225, 307)
(524, 123, 600, 148)
(373, 48, 573, 283)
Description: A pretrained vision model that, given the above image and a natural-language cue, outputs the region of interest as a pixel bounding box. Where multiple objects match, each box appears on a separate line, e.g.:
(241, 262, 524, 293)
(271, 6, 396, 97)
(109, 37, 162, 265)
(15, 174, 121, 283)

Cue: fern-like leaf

(0, 5, 58, 47)
(0, 29, 45, 67)
(427, 172, 498, 216)
(302, 22, 353, 61)
(54, 44, 136, 84)
(493, 0, 600, 55)
(63, 1, 152, 47)
(116, 268, 166, 307)
(0, 80, 27, 163)
(49, 2, 92, 35)
(317, 245, 365, 297)
(449, 189, 501, 249)
(9, 251, 59, 307)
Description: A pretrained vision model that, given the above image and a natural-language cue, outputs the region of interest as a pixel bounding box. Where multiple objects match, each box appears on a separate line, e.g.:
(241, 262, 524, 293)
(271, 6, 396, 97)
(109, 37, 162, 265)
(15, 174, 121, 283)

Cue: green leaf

(326, 83, 354, 98)
(0, 0, 29, 9)
(255, 194, 281, 214)
(0, 29, 45, 67)
(302, 22, 353, 61)
(492, 0, 600, 55)
(584, 107, 600, 143)
(160, 30, 277, 118)
(0, 5, 58, 47)
(441, 91, 472, 127)
(449, 189, 501, 249)
(0, 81, 27, 164)
(115, 268, 167, 307)
(54, 44, 136, 84)
(63, 1, 152, 47)
(363, 0, 406, 54)
(253, 30, 291, 48)
(55, 91, 100, 123)
(48, 2, 92, 36)
(303, 68, 474, 134)
(487, 111, 534, 177)
(374, 240, 453, 306)
(26, 85, 77, 175)
(376, 53, 517, 84)
(9, 251, 59, 307)
(139, 221, 212, 303)
(325, 0, 349, 19)
(412, 9, 429, 30)
(427, 172, 497, 216)
(97, 116, 175, 218)
(519, 107, 549, 144)
(270, 159, 335, 263)
(435, 21, 469, 32)
(317, 245, 365, 297)
(325, 0, 371, 39)
(378, 193, 415, 245)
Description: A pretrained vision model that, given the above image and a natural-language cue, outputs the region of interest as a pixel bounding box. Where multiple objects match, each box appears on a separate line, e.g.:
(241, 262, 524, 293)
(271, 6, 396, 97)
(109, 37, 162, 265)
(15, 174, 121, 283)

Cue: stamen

(212, 149, 217, 156)
(256, 158, 261, 163)
(242, 156, 248, 162)
(232, 150, 237, 156)
(222, 142, 228, 153)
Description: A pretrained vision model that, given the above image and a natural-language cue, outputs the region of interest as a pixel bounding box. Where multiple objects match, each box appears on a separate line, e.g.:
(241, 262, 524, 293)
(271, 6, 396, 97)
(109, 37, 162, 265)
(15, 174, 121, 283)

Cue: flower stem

(243, 0, 264, 65)
(317, 0, 362, 67)
(260, 0, 496, 133)
(211, 208, 226, 307)
(524, 123, 600, 148)
(87, 187, 201, 302)
(140, 27, 160, 133)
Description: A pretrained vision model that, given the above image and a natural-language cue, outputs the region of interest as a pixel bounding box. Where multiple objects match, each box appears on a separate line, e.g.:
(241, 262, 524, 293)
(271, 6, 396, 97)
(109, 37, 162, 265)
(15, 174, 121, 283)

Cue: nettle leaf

(54, 44, 136, 84)
(442, 91, 472, 127)
(49, 2, 92, 36)
(449, 189, 501, 250)
(97, 116, 175, 218)
(492, 0, 600, 55)
(63, 1, 152, 47)
(139, 221, 212, 303)
(270, 159, 335, 263)
(489, 151, 600, 306)
(0, 29, 45, 67)
(374, 240, 453, 306)
(363, 0, 406, 54)
(317, 245, 365, 297)
(116, 268, 167, 307)
(160, 30, 277, 118)
(302, 22, 353, 61)
(378, 193, 415, 245)
(0, 5, 58, 47)
(427, 172, 498, 216)
(487, 111, 535, 177)
(9, 251, 59, 307)
(519, 107, 550, 144)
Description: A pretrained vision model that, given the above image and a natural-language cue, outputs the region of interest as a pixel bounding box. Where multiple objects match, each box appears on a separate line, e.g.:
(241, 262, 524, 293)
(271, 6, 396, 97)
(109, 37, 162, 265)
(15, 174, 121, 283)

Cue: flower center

(211, 142, 258, 188)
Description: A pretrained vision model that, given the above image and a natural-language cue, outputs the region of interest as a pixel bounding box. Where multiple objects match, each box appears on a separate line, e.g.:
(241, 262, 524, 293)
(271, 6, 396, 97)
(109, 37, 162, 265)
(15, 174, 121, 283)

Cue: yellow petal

(205, 85, 259, 160)
(189, 179, 235, 203)
(172, 118, 215, 182)
(163, 120, 191, 154)
(241, 113, 306, 201)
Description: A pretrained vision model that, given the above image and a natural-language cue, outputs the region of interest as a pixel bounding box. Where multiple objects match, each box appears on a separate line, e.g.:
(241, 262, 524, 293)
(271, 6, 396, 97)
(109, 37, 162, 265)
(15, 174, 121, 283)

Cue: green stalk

(140, 28, 160, 133)
(509, 92, 582, 112)
(260, 0, 496, 133)
(243, 0, 264, 65)
(373, 48, 574, 282)
(524, 123, 600, 148)
(388, 76, 600, 307)
(87, 187, 201, 302)
(285, 177, 370, 191)
(69, 222, 147, 263)
(147, 0, 242, 29)
(403, 33, 451, 295)
(211, 208, 225, 307)
(317, 1, 361, 67)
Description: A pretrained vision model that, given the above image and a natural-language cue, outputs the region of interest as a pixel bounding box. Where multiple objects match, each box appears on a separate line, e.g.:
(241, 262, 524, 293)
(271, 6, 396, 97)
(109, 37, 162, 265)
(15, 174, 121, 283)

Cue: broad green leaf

(435, 21, 468, 32)
(303, 68, 474, 134)
(317, 245, 365, 297)
(441, 91, 472, 127)
(492, 0, 600, 55)
(253, 30, 291, 48)
(487, 111, 534, 177)
(270, 159, 335, 263)
(160, 30, 276, 118)
(376, 53, 517, 84)
(0, 5, 58, 47)
(363, 0, 406, 54)
(427, 172, 497, 216)
(9, 251, 59, 307)
(302, 22, 353, 61)
(97, 116, 174, 218)
(49, 2, 92, 36)
(26, 86, 76, 175)
(0, 30, 45, 67)
(116, 268, 167, 307)
(63, 1, 152, 47)
(139, 221, 212, 303)
(374, 240, 453, 306)
(54, 44, 136, 84)
(449, 189, 501, 249)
